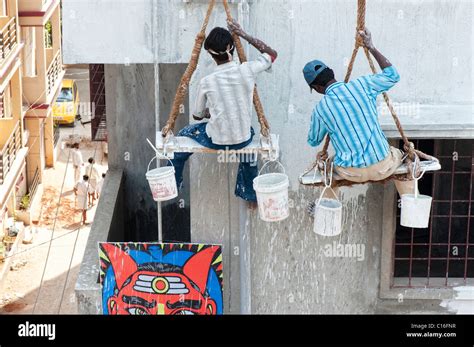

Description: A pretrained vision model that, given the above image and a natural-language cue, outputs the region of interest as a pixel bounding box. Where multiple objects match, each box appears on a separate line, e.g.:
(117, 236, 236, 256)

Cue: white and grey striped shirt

(195, 53, 273, 145)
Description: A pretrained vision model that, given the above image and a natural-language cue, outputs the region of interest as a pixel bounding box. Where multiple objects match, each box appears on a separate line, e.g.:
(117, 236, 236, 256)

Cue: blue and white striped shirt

(307, 66, 400, 168)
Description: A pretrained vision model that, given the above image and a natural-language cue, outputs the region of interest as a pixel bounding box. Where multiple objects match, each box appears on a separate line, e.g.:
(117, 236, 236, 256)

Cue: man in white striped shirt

(171, 20, 278, 203)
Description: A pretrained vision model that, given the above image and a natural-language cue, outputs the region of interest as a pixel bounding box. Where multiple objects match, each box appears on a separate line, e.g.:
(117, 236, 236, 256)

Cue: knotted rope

(162, 0, 270, 138)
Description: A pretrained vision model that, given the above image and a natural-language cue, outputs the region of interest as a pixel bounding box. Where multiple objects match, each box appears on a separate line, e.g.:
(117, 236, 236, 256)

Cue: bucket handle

(315, 159, 339, 207)
(258, 160, 286, 176)
(146, 138, 175, 171)
(411, 154, 427, 199)
(147, 156, 174, 172)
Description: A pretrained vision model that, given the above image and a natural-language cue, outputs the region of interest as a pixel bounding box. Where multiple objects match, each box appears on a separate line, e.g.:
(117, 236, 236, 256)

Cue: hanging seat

(156, 131, 280, 161)
(298, 0, 440, 188)
(299, 158, 441, 185)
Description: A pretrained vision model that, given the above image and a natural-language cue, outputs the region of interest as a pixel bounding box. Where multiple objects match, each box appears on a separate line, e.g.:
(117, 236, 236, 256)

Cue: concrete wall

(65, 0, 473, 313)
(105, 64, 158, 241)
(76, 170, 125, 313)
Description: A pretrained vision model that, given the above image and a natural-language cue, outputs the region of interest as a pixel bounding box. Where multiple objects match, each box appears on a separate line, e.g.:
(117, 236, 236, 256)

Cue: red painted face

(102, 244, 220, 315)
(107, 270, 217, 315)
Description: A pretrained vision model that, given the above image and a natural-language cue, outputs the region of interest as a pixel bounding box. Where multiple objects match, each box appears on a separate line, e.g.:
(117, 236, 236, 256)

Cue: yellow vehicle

(53, 79, 80, 126)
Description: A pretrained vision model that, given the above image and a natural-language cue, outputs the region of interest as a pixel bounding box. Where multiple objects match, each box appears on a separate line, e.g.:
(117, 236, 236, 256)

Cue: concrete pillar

(25, 118, 43, 185)
(44, 111, 54, 167)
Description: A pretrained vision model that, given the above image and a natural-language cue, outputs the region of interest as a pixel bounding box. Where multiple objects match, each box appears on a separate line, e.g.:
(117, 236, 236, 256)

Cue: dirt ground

(0, 69, 108, 313)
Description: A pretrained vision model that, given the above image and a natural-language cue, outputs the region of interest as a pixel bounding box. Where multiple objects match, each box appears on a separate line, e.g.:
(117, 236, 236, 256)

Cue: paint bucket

(146, 156, 178, 202)
(313, 160, 343, 236)
(400, 159, 432, 228)
(253, 160, 289, 222)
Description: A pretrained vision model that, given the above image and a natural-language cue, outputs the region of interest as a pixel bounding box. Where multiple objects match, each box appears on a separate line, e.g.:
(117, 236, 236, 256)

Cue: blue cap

(303, 60, 328, 86)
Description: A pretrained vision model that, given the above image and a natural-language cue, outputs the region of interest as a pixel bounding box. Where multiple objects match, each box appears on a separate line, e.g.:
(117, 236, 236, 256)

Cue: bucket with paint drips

(400, 156, 432, 228)
(313, 160, 342, 236)
(145, 138, 178, 202)
(253, 160, 289, 222)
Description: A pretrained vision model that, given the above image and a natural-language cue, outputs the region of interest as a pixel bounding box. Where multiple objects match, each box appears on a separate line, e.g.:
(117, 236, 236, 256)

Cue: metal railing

(46, 49, 62, 96)
(0, 120, 21, 184)
(28, 167, 40, 201)
(393, 139, 473, 288)
(0, 17, 17, 63)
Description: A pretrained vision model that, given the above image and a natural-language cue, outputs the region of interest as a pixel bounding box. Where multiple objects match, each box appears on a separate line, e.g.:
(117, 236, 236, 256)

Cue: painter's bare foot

(247, 201, 258, 210)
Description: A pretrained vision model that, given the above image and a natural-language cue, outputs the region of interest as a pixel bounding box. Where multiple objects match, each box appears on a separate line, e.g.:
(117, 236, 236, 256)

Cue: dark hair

(204, 27, 235, 63)
(73, 143, 80, 149)
(88, 157, 94, 164)
(310, 66, 335, 88)
(83, 175, 89, 181)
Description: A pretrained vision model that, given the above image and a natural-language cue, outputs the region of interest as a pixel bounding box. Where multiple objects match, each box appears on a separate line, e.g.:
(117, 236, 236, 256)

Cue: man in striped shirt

(170, 20, 278, 203)
(303, 28, 415, 197)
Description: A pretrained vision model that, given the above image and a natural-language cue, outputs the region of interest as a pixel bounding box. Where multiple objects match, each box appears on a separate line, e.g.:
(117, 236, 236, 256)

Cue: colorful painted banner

(99, 243, 223, 315)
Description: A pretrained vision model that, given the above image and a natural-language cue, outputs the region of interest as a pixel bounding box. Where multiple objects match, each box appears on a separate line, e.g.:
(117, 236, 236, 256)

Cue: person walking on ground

(303, 28, 416, 202)
(169, 19, 278, 206)
(74, 174, 93, 225)
(96, 172, 106, 200)
(71, 143, 84, 185)
(84, 157, 100, 206)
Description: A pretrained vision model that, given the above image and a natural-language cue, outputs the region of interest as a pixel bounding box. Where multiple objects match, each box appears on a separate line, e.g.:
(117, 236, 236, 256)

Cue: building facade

(64, 0, 474, 314)
(0, 0, 63, 251)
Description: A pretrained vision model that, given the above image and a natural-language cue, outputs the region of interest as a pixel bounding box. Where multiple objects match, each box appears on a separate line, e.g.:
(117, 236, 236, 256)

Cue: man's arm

(193, 108, 211, 121)
(227, 19, 278, 61)
(358, 28, 391, 69)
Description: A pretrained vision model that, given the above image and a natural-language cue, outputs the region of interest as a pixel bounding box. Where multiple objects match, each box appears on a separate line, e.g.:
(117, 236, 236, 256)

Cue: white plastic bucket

(400, 160, 432, 228)
(146, 156, 178, 202)
(253, 161, 289, 222)
(314, 198, 343, 236)
(313, 160, 342, 236)
(400, 193, 432, 228)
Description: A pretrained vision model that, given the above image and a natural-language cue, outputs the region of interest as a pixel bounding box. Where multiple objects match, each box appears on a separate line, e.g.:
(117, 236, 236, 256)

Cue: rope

(162, 0, 216, 137)
(222, 0, 270, 137)
(162, 0, 270, 138)
(312, 0, 432, 187)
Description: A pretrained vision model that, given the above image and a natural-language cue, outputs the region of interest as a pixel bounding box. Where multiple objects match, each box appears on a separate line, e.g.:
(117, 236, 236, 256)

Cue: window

(56, 88, 73, 102)
(392, 139, 473, 288)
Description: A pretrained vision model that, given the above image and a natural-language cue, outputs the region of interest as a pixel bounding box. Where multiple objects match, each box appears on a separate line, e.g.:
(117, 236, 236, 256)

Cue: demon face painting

(99, 243, 223, 315)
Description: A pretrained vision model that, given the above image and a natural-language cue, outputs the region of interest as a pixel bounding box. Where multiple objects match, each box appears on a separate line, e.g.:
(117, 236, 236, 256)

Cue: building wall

(104, 64, 158, 241)
(65, 0, 473, 313)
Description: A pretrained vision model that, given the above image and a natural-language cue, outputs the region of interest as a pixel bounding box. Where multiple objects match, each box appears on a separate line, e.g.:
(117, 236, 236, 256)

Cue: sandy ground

(0, 68, 107, 314)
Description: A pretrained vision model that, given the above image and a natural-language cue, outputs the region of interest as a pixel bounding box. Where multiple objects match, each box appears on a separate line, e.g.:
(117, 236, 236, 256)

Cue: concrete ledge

(380, 104, 474, 139)
(75, 169, 124, 314)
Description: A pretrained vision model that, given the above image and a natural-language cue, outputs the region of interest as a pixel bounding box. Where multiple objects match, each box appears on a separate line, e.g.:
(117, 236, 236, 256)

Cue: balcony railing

(28, 167, 40, 201)
(0, 17, 17, 64)
(0, 121, 21, 185)
(46, 49, 62, 96)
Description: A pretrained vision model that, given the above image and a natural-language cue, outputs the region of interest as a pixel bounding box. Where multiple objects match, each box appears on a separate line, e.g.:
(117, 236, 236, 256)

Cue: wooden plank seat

(156, 131, 280, 161)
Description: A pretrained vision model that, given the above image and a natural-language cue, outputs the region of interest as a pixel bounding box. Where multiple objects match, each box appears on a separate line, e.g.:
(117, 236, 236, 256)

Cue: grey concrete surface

(105, 64, 158, 241)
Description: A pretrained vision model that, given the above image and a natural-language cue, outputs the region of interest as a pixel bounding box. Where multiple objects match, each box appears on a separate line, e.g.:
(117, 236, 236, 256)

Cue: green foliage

(19, 194, 30, 211)
(45, 21, 52, 48)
